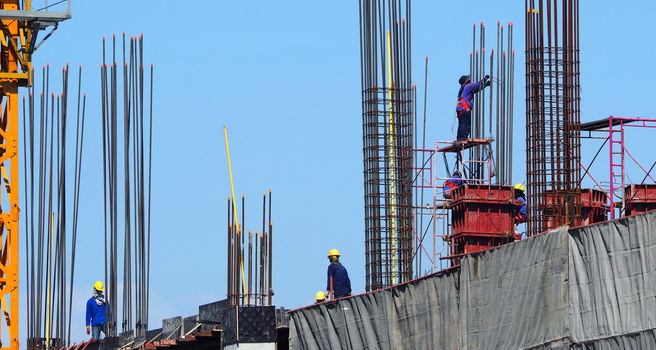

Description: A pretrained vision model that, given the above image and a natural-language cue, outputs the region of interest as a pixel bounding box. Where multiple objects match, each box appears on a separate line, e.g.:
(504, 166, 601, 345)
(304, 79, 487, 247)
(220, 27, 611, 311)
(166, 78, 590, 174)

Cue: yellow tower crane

(0, 1, 69, 348)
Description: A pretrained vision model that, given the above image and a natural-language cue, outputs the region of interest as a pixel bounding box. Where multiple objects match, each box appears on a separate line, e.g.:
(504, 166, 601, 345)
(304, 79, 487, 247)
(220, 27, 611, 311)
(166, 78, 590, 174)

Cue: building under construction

(0, 0, 654, 349)
(289, 0, 656, 349)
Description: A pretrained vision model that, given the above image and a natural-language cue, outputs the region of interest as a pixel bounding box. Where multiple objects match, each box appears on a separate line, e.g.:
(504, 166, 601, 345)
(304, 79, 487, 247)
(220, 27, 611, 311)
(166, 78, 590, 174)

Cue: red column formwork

(543, 191, 584, 231)
(624, 184, 656, 216)
(580, 189, 609, 225)
(544, 189, 608, 229)
(445, 184, 518, 266)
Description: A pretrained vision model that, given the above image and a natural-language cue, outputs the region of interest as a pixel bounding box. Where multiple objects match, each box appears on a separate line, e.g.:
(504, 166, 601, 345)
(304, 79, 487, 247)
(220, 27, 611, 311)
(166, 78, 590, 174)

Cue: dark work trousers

(457, 110, 471, 140)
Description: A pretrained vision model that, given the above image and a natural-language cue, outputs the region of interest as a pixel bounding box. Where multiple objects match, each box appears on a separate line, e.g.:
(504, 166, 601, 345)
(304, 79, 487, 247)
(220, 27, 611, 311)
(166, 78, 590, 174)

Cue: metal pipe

(228, 198, 232, 306)
(268, 189, 273, 305)
(248, 231, 252, 305)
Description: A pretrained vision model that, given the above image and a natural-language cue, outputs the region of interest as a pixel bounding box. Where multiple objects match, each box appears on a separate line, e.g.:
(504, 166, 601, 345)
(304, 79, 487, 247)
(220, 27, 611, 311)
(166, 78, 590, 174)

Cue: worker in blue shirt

(456, 74, 491, 140)
(514, 183, 527, 224)
(326, 249, 351, 299)
(443, 170, 464, 199)
(86, 281, 107, 340)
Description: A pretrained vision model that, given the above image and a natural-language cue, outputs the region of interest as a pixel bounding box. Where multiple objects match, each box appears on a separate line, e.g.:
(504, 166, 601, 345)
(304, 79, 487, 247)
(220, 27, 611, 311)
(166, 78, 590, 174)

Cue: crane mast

(0, 1, 68, 348)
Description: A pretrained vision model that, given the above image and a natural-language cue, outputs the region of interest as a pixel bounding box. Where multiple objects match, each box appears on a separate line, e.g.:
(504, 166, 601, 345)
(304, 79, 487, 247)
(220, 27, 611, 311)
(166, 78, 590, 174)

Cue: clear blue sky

(18, 0, 656, 343)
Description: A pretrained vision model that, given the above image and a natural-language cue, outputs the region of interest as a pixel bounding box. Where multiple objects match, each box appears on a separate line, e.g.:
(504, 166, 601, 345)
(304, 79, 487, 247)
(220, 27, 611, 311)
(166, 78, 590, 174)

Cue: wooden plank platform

(437, 138, 493, 153)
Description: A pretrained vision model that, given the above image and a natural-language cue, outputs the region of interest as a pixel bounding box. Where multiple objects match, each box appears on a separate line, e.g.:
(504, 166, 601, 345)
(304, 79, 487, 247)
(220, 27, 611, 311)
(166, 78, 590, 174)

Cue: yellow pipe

(386, 31, 397, 285)
(223, 126, 248, 305)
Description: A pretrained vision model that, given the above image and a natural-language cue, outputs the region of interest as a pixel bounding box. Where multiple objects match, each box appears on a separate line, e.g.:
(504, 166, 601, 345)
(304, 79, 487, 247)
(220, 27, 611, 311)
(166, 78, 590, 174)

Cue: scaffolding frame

(412, 138, 496, 273)
(580, 116, 656, 219)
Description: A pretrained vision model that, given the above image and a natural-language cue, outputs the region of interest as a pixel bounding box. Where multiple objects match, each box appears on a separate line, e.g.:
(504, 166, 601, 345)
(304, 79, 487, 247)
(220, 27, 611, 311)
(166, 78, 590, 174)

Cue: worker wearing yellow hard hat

(315, 291, 327, 303)
(326, 248, 351, 299)
(86, 280, 107, 340)
(93, 281, 104, 291)
(514, 183, 527, 225)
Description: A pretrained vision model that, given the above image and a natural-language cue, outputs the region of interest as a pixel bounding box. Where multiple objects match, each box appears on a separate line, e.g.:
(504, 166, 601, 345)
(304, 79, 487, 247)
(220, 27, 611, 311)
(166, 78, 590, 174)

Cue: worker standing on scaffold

(456, 74, 491, 141)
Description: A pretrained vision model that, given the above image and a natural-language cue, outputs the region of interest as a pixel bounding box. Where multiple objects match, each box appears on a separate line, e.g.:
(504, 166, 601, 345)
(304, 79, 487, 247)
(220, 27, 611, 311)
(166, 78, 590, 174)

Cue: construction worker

(86, 281, 107, 340)
(514, 183, 527, 224)
(315, 291, 327, 304)
(456, 74, 491, 140)
(326, 249, 352, 299)
(443, 170, 464, 199)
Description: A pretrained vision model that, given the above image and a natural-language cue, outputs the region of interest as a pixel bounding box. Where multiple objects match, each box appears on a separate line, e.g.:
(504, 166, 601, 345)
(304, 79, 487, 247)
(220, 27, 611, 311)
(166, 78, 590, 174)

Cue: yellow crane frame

(0, 1, 68, 348)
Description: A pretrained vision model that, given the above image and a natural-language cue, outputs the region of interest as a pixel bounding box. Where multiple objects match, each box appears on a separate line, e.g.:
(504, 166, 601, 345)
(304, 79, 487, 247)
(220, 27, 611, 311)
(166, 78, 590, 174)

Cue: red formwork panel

(624, 184, 656, 216)
(580, 188, 608, 225)
(444, 184, 518, 267)
(449, 184, 515, 236)
(542, 191, 584, 230)
(446, 235, 516, 266)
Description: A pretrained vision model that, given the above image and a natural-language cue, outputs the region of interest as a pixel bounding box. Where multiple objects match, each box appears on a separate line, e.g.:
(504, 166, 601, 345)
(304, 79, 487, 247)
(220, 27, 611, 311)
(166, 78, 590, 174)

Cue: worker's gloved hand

(86, 326, 90, 335)
(484, 75, 491, 87)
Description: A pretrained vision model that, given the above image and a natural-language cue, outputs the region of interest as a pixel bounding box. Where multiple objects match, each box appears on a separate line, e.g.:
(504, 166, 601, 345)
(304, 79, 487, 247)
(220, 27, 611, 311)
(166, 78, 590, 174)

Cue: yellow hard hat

(315, 291, 327, 301)
(327, 248, 341, 257)
(93, 281, 104, 291)
(514, 183, 525, 192)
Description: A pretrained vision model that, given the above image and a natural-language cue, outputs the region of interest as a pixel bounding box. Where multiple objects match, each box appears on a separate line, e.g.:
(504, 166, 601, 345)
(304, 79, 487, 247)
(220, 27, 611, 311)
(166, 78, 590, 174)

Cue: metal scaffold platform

(412, 137, 520, 271)
(580, 116, 656, 219)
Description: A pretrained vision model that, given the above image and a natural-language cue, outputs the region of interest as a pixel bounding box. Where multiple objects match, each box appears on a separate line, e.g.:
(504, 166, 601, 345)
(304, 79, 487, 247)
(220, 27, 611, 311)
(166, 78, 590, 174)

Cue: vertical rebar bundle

(466, 22, 515, 183)
(227, 191, 273, 307)
(100, 34, 154, 337)
(359, 0, 414, 291)
(23, 65, 87, 349)
(525, 0, 582, 236)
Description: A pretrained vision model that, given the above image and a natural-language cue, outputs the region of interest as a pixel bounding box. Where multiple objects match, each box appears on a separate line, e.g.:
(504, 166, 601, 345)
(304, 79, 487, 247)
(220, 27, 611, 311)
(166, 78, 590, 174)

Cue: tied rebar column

(525, 0, 582, 236)
(465, 22, 515, 184)
(359, 0, 414, 291)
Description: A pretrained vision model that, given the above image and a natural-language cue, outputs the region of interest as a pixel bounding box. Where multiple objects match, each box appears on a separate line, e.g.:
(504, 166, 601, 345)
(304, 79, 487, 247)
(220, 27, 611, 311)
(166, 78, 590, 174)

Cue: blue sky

(16, 0, 656, 343)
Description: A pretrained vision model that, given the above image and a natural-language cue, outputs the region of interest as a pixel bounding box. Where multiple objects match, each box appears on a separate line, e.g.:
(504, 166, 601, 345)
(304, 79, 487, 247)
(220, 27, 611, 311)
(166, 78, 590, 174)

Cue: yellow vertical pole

(386, 31, 397, 285)
(223, 126, 247, 305)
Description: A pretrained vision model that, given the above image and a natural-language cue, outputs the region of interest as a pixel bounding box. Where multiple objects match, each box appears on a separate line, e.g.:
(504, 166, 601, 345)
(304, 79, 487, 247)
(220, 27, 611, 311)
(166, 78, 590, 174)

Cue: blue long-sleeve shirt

(86, 297, 107, 327)
(516, 196, 527, 217)
(443, 175, 464, 197)
(456, 80, 485, 112)
(327, 262, 351, 298)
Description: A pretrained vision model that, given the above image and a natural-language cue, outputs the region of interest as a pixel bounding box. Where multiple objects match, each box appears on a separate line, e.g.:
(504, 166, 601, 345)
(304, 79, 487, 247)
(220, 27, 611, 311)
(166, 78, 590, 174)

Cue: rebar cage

(525, 0, 582, 236)
(362, 87, 413, 291)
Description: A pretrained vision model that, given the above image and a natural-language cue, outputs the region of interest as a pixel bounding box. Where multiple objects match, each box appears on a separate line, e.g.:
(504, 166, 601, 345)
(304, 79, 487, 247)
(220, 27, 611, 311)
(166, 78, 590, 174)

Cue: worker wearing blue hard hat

(456, 74, 491, 140)
(443, 170, 464, 199)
